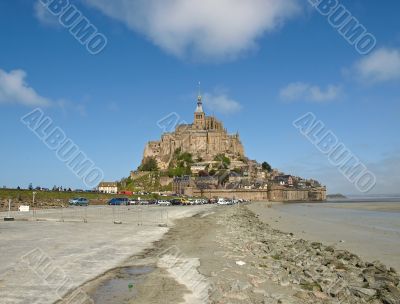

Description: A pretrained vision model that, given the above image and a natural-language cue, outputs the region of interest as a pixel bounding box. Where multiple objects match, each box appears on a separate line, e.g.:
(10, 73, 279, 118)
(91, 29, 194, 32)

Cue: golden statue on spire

(197, 81, 202, 102)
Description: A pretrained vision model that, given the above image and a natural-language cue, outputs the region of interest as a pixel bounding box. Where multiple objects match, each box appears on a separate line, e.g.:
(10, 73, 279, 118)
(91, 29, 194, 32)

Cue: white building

(190, 163, 208, 174)
(98, 182, 118, 194)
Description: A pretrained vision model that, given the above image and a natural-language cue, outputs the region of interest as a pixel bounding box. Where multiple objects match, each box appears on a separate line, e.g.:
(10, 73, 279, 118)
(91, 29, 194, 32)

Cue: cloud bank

(280, 82, 341, 103)
(0, 69, 51, 107)
(83, 0, 300, 60)
(352, 48, 400, 83)
(34, 1, 59, 27)
(203, 92, 242, 114)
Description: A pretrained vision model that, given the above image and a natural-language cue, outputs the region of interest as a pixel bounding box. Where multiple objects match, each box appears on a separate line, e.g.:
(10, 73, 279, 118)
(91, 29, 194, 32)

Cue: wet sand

(0, 205, 214, 304)
(249, 201, 400, 270)
(324, 201, 400, 213)
(76, 204, 400, 304)
(4, 203, 399, 303)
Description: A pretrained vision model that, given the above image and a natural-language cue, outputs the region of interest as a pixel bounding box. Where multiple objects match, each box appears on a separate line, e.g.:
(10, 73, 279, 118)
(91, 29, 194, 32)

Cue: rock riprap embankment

(209, 206, 400, 304)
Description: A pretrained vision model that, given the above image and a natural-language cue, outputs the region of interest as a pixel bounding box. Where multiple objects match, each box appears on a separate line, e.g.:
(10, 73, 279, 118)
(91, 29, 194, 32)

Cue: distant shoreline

(326, 193, 347, 199)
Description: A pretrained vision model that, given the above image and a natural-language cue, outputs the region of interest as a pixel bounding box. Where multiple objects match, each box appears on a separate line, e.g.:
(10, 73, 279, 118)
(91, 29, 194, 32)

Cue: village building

(98, 182, 118, 194)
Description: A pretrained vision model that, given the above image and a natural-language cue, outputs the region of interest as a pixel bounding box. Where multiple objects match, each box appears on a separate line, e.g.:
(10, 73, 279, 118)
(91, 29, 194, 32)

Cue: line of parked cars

(216, 198, 243, 205)
(107, 197, 209, 206)
(69, 197, 246, 207)
(113, 197, 245, 206)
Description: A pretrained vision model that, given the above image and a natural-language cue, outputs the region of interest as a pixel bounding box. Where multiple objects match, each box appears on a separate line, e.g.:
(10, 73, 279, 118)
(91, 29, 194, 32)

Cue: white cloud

(0, 69, 51, 107)
(352, 48, 400, 83)
(57, 99, 88, 117)
(203, 92, 242, 114)
(34, 1, 59, 27)
(83, 0, 300, 60)
(280, 82, 341, 103)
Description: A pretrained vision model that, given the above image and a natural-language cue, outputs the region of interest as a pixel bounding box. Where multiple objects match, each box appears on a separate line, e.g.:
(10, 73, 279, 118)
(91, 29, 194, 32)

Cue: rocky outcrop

(210, 206, 400, 303)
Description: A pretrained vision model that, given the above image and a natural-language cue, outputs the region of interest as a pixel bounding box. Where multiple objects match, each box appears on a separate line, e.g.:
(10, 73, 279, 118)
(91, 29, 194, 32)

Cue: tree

(177, 152, 193, 163)
(139, 157, 159, 172)
(262, 162, 272, 173)
(168, 165, 191, 177)
(232, 167, 242, 175)
(216, 170, 230, 185)
(167, 150, 194, 177)
(214, 154, 231, 169)
(28, 183, 33, 190)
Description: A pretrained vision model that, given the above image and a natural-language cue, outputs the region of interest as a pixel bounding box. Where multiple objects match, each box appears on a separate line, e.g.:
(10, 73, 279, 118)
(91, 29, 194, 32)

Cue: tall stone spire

(195, 81, 204, 113)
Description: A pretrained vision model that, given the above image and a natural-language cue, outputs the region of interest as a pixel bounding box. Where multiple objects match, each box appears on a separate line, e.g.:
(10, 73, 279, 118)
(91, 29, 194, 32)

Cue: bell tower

(194, 82, 205, 129)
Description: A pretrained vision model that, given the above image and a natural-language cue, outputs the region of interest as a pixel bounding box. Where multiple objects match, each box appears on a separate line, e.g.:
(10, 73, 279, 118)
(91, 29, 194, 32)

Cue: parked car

(128, 199, 139, 205)
(209, 198, 217, 204)
(119, 190, 133, 195)
(217, 198, 230, 205)
(170, 199, 183, 206)
(108, 198, 129, 206)
(139, 200, 150, 205)
(181, 199, 191, 206)
(157, 200, 171, 206)
(192, 199, 206, 205)
(69, 197, 89, 206)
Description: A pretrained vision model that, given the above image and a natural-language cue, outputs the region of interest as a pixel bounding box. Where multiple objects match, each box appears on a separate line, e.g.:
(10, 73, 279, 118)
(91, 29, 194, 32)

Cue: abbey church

(143, 92, 245, 170)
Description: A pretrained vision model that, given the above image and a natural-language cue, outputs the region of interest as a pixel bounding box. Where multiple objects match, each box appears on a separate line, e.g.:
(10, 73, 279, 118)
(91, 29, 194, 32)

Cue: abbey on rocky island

(143, 92, 245, 170)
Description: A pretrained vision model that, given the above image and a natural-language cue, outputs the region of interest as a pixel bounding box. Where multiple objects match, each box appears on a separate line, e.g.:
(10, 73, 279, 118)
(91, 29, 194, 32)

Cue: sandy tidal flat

(249, 201, 400, 270)
(0, 205, 214, 304)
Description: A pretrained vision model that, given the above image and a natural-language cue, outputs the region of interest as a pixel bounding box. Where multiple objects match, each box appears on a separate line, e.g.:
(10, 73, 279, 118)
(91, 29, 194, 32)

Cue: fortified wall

(184, 185, 326, 202)
(187, 188, 270, 201)
(267, 185, 326, 202)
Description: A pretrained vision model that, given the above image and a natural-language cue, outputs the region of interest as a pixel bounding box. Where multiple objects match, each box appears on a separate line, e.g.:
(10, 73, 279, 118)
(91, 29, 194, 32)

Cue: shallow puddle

(88, 266, 154, 304)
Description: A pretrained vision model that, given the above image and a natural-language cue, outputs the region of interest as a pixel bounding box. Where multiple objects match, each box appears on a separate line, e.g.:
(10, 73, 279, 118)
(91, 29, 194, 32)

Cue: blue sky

(0, 0, 399, 194)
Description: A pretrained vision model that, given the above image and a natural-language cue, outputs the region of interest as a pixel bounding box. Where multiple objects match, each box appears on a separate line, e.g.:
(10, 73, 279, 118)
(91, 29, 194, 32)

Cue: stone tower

(194, 84, 205, 130)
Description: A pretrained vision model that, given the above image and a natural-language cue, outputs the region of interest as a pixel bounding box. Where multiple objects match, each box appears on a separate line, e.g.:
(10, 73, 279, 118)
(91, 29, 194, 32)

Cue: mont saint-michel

(143, 92, 244, 169)
(137, 91, 326, 202)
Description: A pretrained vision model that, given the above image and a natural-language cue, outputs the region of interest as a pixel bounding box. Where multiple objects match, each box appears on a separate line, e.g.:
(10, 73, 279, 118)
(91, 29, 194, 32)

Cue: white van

(217, 198, 229, 205)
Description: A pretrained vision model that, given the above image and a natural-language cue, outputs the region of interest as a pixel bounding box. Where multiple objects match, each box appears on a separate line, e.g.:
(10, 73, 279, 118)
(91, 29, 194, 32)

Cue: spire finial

(195, 81, 204, 113)
(197, 81, 202, 102)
